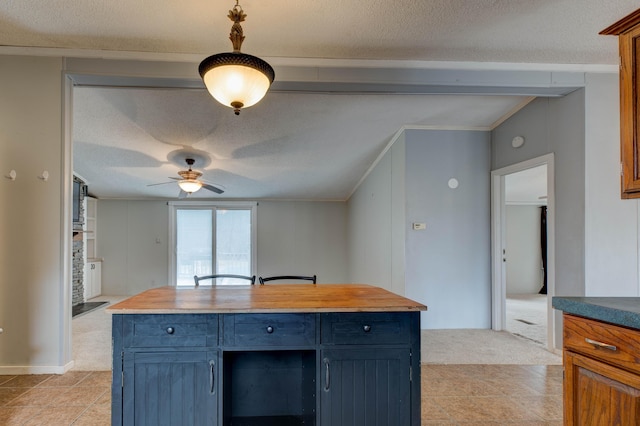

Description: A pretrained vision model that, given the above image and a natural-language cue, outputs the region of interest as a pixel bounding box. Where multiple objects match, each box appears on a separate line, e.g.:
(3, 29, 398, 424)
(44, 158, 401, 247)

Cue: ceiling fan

(148, 158, 224, 198)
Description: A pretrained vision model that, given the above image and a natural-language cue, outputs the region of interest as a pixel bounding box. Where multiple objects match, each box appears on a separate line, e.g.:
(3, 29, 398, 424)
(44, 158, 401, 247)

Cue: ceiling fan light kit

(178, 179, 203, 193)
(199, 0, 275, 115)
(148, 158, 224, 196)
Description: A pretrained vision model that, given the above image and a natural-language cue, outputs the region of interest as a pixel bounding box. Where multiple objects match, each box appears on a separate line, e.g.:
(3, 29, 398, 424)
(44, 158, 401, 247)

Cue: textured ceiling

(3, 0, 636, 200)
(73, 88, 530, 199)
(0, 0, 636, 64)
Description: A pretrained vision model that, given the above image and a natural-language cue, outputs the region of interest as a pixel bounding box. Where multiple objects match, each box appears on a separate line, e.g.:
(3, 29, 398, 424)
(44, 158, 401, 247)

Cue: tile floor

(0, 371, 111, 425)
(0, 364, 563, 425)
(423, 364, 564, 425)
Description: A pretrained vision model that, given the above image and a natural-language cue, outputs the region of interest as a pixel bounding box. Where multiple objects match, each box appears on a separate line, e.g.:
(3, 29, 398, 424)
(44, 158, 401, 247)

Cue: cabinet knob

(363, 325, 371, 332)
(166, 327, 175, 335)
(266, 326, 274, 334)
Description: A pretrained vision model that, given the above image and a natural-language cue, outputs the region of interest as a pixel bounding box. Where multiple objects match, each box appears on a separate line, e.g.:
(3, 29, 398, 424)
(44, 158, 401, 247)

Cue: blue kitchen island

(108, 284, 427, 426)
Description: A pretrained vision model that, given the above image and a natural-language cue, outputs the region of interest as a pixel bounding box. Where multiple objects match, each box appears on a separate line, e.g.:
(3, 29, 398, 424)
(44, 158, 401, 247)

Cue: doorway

(491, 154, 556, 351)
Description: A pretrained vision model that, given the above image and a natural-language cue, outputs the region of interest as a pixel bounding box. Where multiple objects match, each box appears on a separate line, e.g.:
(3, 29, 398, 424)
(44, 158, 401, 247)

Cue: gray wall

(506, 205, 543, 294)
(404, 130, 492, 329)
(98, 201, 169, 296)
(492, 91, 586, 298)
(0, 56, 68, 372)
(348, 129, 492, 329)
(256, 201, 348, 283)
(98, 200, 348, 295)
(584, 73, 639, 296)
(347, 137, 406, 295)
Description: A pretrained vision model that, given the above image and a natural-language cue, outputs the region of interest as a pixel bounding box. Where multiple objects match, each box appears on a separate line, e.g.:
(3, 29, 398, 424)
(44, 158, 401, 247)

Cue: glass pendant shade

(199, 1, 274, 115)
(178, 179, 203, 193)
(199, 53, 274, 115)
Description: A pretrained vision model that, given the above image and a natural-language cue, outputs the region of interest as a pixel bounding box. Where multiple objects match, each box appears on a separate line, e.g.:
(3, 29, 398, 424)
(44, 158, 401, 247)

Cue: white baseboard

(0, 360, 74, 375)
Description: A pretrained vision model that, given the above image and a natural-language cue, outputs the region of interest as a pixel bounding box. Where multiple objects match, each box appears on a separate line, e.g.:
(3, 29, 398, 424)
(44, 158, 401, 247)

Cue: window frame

(168, 201, 257, 286)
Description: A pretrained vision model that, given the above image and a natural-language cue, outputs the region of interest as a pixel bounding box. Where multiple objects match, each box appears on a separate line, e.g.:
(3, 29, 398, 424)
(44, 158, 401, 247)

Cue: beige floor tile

(425, 378, 502, 397)
(484, 377, 542, 396)
(6, 387, 67, 406)
(94, 390, 111, 405)
(0, 406, 43, 425)
(51, 385, 109, 407)
(39, 371, 91, 387)
(0, 376, 17, 386)
(72, 403, 111, 425)
(439, 364, 502, 380)
(0, 375, 52, 388)
(433, 396, 544, 422)
(455, 422, 550, 425)
(512, 395, 564, 421)
(0, 387, 29, 405)
(422, 397, 454, 422)
(77, 371, 112, 387)
(22, 405, 85, 426)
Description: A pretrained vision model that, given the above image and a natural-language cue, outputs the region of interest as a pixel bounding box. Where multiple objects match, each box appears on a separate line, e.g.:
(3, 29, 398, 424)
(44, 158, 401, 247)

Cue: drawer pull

(363, 325, 371, 332)
(266, 326, 274, 334)
(166, 327, 175, 335)
(585, 337, 617, 352)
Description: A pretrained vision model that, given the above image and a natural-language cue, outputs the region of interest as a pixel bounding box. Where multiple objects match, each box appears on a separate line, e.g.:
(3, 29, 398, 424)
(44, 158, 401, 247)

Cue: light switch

(412, 223, 426, 230)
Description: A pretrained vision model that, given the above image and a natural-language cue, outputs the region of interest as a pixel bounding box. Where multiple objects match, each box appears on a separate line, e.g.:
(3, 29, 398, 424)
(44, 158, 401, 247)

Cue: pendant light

(199, 0, 275, 115)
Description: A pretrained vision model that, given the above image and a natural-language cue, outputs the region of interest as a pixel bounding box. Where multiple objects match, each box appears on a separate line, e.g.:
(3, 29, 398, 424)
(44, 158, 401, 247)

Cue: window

(169, 202, 257, 286)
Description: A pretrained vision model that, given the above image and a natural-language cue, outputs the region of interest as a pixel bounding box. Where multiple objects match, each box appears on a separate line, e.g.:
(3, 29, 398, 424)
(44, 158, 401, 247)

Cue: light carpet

(72, 295, 126, 371)
(506, 293, 548, 346)
(422, 329, 561, 365)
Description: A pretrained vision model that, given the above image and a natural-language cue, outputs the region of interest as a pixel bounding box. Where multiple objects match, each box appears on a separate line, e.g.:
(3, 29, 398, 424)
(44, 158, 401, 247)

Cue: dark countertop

(552, 297, 640, 330)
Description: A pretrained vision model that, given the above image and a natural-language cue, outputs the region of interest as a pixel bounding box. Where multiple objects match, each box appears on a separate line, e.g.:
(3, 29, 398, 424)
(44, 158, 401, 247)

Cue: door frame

(490, 153, 556, 351)
(167, 201, 258, 286)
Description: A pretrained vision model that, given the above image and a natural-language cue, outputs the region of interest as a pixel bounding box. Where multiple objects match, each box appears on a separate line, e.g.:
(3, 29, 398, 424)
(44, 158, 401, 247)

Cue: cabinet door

(564, 350, 640, 425)
(320, 348, 410, 426)
(123, 351, 218, 426)
(619, 25, 640, 198)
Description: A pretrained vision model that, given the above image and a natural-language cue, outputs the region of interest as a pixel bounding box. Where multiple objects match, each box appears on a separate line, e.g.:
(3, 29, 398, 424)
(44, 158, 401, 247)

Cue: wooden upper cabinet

(602, 9, 640, 198)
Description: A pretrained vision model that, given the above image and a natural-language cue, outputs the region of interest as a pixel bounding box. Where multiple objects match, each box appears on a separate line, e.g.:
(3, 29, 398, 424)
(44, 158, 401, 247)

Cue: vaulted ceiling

(1, 1, 635, 200)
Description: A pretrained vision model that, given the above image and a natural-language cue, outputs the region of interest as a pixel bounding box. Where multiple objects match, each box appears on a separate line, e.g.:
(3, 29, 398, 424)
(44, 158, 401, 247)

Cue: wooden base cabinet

(112, 311, 421, 426)
(564, 351, 640, 425)
(562, 314, 640, 425)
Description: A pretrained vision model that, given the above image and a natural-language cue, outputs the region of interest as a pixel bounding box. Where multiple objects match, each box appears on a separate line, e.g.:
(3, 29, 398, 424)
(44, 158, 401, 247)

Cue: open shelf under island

(107, 284, 427, 426)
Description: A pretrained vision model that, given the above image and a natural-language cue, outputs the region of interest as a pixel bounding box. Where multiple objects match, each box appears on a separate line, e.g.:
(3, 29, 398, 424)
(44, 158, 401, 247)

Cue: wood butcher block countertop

(107, 284, 427, 314)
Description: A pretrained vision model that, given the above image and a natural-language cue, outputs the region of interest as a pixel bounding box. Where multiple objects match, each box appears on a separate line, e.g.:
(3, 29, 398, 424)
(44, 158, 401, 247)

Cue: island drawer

(122, 314, 218, 348)
(222, 313, 316, 347)
(321, 312, 410, 345)
(563, 314, 640, 374)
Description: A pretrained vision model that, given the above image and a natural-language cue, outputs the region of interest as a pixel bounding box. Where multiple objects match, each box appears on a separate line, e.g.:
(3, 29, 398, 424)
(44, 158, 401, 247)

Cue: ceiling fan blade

(202, 183, 224, 194)
(169, 177, 180, 181)
(147, 181, 174, 187)
(178, 189, 189, 199)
